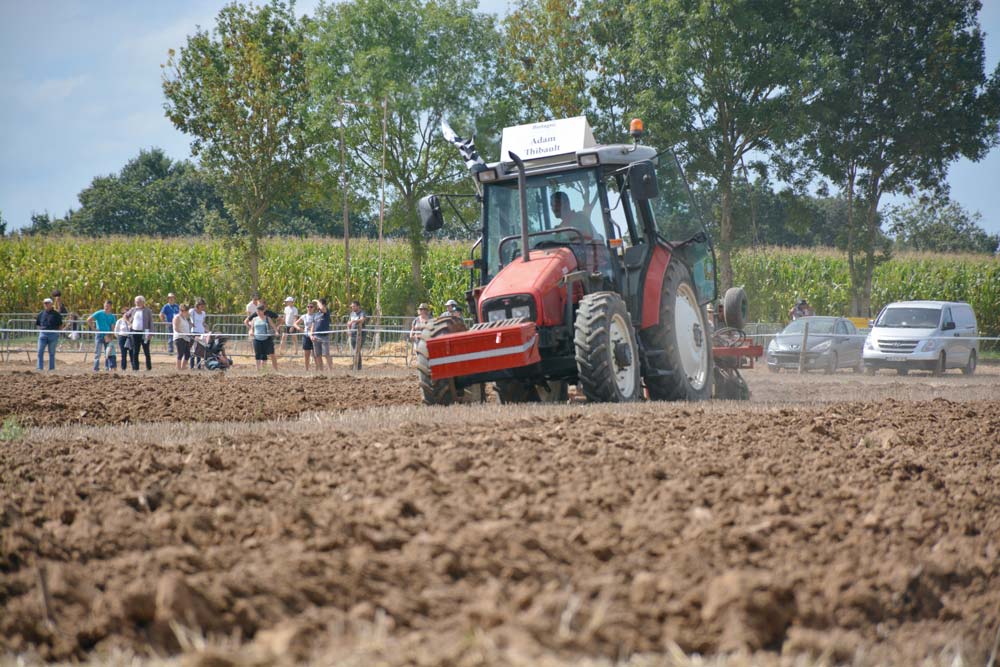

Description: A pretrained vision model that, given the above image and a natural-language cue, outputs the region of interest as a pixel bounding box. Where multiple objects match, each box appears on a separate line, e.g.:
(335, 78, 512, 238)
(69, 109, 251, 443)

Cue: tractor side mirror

(418, 195, 444, 233)
(628, 161, 659, 201)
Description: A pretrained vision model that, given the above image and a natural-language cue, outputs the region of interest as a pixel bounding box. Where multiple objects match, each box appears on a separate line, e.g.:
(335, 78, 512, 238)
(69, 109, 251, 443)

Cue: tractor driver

(550, 191, 598, 241)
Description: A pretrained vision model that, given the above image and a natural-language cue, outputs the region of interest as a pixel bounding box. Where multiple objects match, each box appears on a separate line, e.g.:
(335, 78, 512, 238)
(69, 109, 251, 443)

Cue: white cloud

(19, 74, 89, 105)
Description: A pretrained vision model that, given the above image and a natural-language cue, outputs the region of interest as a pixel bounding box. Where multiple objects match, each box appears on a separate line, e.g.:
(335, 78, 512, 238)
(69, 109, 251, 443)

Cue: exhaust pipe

(507, 151, 530, 263)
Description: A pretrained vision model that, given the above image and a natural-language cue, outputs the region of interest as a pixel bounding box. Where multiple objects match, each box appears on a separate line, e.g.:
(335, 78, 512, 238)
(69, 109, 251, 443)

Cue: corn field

(1, 237, 997, 335)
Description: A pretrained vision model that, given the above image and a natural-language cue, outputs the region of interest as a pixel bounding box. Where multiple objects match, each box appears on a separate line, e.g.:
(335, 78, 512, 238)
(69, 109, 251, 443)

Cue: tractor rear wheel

(641, 261, 714, 401)
(416, 316, 468, 405)
(574, 292, 641, 402)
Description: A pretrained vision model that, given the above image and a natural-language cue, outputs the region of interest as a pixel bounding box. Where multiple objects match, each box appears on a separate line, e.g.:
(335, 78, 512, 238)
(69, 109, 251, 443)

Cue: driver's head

(550, 192, 570, 219)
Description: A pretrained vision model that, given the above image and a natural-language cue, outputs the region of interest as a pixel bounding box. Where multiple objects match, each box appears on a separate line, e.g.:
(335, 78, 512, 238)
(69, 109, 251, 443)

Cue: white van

(863, 300, 978, 375)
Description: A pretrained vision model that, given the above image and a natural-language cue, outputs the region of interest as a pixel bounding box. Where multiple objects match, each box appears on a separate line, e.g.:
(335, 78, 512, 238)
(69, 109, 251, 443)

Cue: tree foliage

(162, 0, 318, 293)
(888, 198, 999, 254)
(307, 0, 504, 300)
(806, 0, 1000, 314)
(633, 0, 819, 290)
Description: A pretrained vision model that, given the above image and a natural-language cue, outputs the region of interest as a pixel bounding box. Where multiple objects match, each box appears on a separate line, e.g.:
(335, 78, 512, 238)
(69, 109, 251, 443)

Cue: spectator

(347, 300, 367, 369)
(251, 304, 279, 371)
(173, 303, 194, 371)
(293, 300, 317, 371)
(160, 292, 180, 355)
(50, 289, 71, 349)
(245, 292, 262, 319)
(310, 299, 333, 372)
(410, 302, 432, 339)
(281, 296, 299, 356)
(115, 308, 131, 371)
(444, 299, 463, 319)
(86, 300, 118, 372)
(35, 297, 63, 371)
(126, 296, 154, 371)
(189, 298, 208, 368)
(788, 298, 815, 320)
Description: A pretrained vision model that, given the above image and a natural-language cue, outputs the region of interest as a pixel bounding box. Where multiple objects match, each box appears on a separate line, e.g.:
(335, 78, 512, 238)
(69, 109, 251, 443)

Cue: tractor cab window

(482, 168, 609, 279)
(605, 172, 639, 247)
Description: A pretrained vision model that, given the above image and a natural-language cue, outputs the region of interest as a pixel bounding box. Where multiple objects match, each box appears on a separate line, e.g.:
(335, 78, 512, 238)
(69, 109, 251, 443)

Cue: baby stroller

(193, 333, 233, 371)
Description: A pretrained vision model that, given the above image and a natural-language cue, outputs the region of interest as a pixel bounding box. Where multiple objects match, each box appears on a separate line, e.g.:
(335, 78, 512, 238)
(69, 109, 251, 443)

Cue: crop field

(2, 356, 999, 667)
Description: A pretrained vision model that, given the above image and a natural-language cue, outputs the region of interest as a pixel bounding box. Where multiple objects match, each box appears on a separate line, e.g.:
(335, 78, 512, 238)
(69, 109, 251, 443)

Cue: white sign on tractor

(500, 116, 596, 162)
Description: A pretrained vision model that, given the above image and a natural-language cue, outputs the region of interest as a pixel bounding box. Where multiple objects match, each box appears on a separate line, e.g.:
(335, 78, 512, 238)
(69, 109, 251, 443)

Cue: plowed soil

(2, 367, 999, 666)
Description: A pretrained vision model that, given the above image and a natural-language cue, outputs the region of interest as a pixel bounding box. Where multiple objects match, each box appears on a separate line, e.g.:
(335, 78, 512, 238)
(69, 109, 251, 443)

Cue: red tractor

(417, 117, 756, 404)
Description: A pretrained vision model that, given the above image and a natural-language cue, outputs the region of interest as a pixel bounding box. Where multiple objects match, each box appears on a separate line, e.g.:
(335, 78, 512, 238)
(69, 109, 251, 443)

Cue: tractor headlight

(480, 295, 536, 323)
(510, 305, 531, 320)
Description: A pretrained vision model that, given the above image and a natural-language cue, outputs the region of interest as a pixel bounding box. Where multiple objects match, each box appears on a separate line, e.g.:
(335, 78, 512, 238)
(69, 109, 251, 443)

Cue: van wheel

(962, 350, 976, 376)
(932, 352, 946, 376)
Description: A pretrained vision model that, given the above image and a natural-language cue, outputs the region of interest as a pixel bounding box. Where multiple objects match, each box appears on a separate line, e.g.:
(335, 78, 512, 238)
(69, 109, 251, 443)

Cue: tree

(888, 198, 999, 254)
(307, 0, 503, 298)
(163, 0, 318, 292)
(633, 0, 819, 290)
(806, 0, 1000, 315)
(72, 148, 226, 236)
(499, 0, 592, 122)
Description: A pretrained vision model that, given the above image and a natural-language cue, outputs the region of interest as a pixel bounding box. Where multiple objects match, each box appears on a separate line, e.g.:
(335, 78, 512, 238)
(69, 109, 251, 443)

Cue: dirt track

(2, 366, 999, 665)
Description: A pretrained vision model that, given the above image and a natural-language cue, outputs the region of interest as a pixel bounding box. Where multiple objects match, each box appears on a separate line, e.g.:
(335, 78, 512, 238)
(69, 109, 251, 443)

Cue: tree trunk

(718, 175, 735, 291)
(861, 191, 882, 317)
(405, 196, 425, 309)
(247, 230, 261, 295)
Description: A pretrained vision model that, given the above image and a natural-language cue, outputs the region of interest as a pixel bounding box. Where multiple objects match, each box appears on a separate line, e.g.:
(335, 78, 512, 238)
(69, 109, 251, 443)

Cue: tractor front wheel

(574, 292, 641, 402)
(641, 261, 714, 401)
(416, 316, 468, 405)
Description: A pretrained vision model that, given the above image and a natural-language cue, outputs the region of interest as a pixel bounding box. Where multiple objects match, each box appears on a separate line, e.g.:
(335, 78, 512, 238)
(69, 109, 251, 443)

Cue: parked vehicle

(863, 300, 978, 375)
(766, 316, 864, 373)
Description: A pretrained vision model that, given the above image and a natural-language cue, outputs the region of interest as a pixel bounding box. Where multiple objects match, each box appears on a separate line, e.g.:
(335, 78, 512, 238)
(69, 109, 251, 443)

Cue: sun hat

(43, 298, 53, 304)
(167, 292, 175, 297)
(445, 299, 459, 307)
(284, 296, 295, 302)
(418, 303, 430, 310)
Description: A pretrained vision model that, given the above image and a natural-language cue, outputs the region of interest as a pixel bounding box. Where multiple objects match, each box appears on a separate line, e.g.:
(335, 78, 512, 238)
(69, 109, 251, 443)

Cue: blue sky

(1, 0, 998, 234)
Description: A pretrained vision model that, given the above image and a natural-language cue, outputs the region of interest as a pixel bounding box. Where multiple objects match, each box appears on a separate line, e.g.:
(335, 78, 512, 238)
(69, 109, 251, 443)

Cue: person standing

(115, 308, 131, 371)
(281, 296, 298, 356)
(189, 298, 208, 369)
(86, 300, 118, 371)
(50, 289, 70, 349)
(173, 303, 194, 371)
(408, 303, 432, 362)
(160, 293, 180, 355)
(310, 299, 332, 372)
(126, 296, 154, 371)
(250, 304, 279, 371)
(245, 292, 262, 319)
(347, 300, 367, 369)
(294, 300, 317, 371)
(444, 299, 463, 319)
(788, 298, 815, 320)
(35, 297, 63, 371)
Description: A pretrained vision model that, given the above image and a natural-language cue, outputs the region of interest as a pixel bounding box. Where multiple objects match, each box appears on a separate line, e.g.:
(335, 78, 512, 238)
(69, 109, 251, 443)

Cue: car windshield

(876, 308, 940, 328)
(482, 168, 605, 278)
(782, 318, 835, 335)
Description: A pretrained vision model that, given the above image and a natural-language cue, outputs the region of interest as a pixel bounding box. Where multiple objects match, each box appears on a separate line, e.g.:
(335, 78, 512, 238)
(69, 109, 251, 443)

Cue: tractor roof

(487, 117, 658, 178)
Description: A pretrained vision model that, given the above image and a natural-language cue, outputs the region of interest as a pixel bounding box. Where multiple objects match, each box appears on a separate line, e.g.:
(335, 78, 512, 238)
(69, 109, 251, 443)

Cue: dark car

(766, 316, 864, 373)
